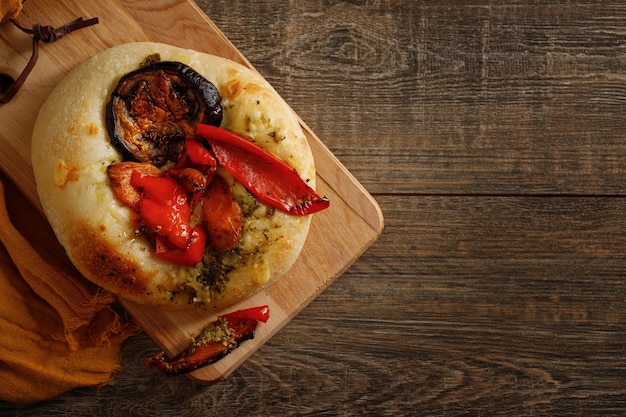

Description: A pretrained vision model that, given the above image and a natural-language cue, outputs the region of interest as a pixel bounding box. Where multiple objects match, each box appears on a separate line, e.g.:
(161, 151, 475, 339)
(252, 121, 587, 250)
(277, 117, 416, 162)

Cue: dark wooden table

(2, 1, 626, 415)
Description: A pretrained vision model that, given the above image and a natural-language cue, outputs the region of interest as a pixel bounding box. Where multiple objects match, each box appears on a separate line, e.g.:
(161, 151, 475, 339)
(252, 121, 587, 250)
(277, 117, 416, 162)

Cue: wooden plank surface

(3, 0, 626, 415)
(0, 0, 382, 384)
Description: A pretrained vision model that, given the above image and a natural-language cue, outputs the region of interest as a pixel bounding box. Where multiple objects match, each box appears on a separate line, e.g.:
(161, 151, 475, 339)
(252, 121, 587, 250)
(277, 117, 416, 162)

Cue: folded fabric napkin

(0, 0, 22, 23)
(0, 178, 140, 403)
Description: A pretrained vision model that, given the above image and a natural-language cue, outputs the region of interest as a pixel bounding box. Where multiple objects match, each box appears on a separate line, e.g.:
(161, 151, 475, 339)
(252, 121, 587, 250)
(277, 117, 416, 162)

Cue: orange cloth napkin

(0, 178, 140, 403)
(0, 0, 22, 23)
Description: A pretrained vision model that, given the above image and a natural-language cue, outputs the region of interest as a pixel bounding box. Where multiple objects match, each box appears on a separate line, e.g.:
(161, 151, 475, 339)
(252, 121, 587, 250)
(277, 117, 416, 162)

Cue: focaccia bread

(31, 42, 327, 311)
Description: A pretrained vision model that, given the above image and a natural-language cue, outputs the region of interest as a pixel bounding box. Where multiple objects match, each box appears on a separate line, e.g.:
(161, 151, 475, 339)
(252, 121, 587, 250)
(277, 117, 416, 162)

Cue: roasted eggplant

(106, 59, 222, 167)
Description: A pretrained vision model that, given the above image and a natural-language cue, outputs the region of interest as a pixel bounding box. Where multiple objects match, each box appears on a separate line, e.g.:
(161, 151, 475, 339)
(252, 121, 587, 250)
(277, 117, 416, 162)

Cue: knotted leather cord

(0, 16, 99, 104)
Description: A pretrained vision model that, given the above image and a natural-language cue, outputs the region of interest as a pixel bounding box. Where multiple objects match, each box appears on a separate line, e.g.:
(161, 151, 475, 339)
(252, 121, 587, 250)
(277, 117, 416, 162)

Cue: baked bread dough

(31, 42, 317, 310)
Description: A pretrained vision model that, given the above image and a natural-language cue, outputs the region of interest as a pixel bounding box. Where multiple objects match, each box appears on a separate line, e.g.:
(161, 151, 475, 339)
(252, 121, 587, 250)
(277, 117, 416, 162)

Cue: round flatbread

(31, 42, 318, 311)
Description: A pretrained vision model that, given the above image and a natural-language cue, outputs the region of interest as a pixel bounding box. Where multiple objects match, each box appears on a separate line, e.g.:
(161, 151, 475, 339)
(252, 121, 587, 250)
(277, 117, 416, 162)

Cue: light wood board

(0, 0, 383, 383)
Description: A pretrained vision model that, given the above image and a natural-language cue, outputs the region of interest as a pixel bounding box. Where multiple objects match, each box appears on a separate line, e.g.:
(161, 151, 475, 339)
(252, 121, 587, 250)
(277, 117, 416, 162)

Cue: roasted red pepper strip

(195, 124, 329, 215)
(222, 305, 270, 323)
(202, 175, 243, 253)
(107, 162, 163, 211)
(131, 171, 191, 249)
(177, 136, 218, 169)
(153, 226, 206, 266)
(167, 167, 208, 194)
(144, 305, 270, 375)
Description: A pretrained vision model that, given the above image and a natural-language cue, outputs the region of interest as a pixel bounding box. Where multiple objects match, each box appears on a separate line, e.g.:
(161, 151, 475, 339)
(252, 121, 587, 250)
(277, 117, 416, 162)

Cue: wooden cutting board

(0, 0, 383, 383)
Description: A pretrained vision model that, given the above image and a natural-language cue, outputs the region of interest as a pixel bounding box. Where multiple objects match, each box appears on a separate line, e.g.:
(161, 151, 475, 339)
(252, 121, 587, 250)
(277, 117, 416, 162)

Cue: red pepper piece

(144, 305, 270, 375)
(167, 167, 208, 194)
(107, 162, 163, 211)
(188, 190, 204, 228)
(153, 226, 206, 266)
(202, 175, 243, 253)
(195, 124, 329, 215)
(177, 136, 218, 168)
(221, 305, 270, 324)
(131, 171, 191, 249)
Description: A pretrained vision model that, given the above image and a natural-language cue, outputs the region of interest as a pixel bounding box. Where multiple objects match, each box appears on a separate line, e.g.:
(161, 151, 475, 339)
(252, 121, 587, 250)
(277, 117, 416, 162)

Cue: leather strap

(0, 16, 99, 104)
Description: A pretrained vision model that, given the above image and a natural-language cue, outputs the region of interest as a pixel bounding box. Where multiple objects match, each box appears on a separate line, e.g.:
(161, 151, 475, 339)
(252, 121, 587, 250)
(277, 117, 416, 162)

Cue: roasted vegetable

(201, 175, 243, 253)
(130, 171, 192, 250)
(107, 161, 163, 211)
(145, 305, 270, 375)
(106, 60, 222, 167)
(196, 124, 330, 215)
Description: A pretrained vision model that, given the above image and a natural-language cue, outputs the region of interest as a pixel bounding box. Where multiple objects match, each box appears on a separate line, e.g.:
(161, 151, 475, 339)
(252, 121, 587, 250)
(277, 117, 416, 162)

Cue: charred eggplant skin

(106, 60, 223, 166)
(155, 61, 223, 127)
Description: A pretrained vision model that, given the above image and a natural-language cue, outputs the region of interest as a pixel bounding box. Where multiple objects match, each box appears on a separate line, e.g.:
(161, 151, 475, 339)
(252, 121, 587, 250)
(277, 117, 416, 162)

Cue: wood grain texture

(201, 1, 626, 196)
(2, 0, 626, 415)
